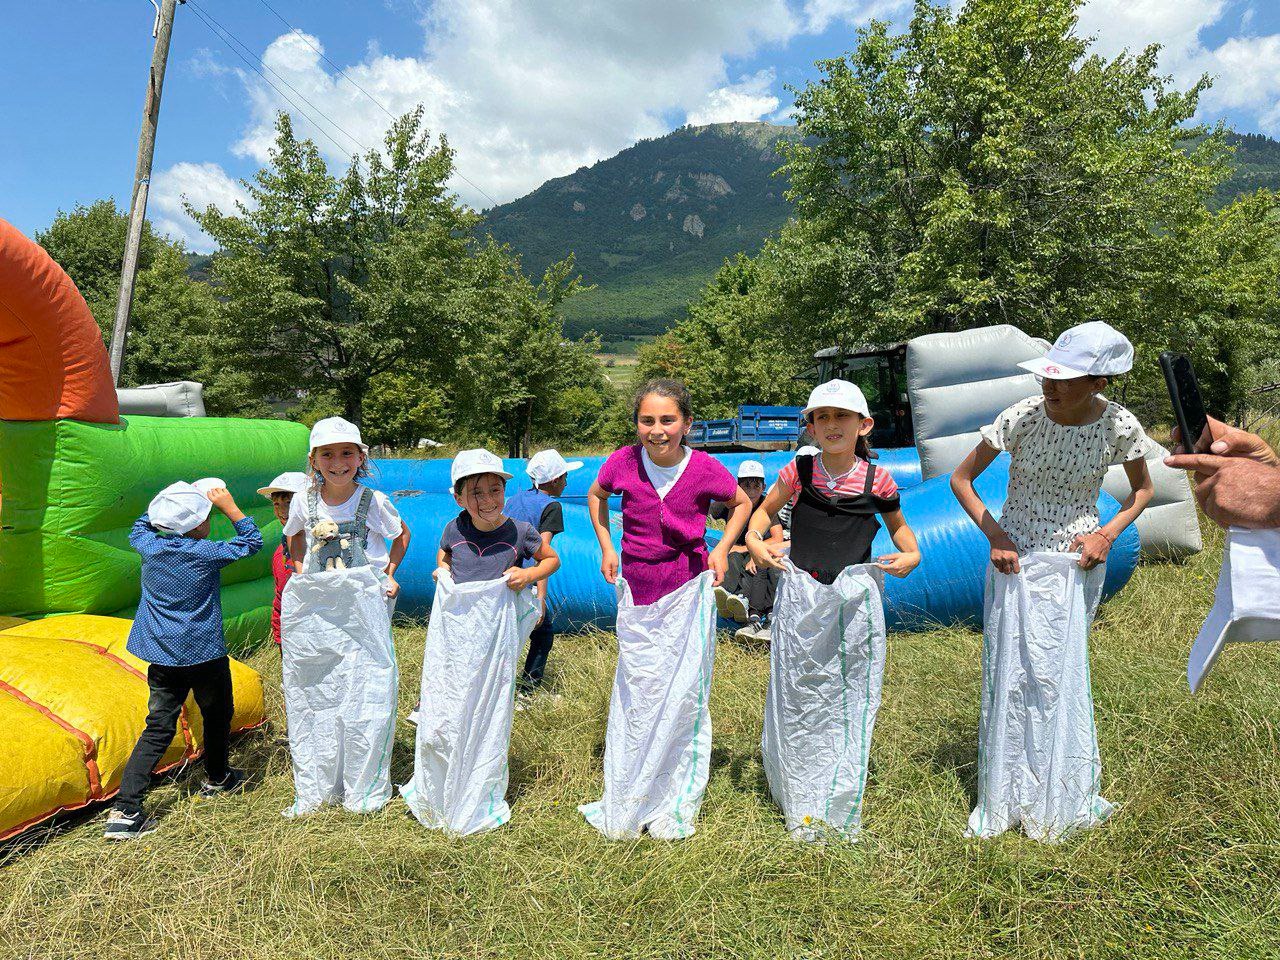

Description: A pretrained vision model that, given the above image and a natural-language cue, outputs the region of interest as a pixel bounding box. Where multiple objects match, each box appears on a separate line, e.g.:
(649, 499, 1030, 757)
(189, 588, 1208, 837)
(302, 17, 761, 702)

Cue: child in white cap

(283, 417, 411, 593)
(400, 449, 560, 832)
(746, 380, 921, 839)
(504, 449, 582, 699)
(436, 449, 561, 589)
(713, 459, 784, 639)
(257, 472, 308, 648)
(950, 320, 1155, 840)
(105, 480, 263, 840)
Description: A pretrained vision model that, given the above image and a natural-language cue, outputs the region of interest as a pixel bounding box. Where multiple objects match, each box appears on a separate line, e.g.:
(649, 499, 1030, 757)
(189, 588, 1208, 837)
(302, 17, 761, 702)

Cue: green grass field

(4, 521, 1280, 959)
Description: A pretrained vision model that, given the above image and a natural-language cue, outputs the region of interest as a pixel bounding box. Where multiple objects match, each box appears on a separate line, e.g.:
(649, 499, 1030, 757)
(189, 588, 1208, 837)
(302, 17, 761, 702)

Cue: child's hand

(876, 551, 920, 578)
(431, 567, 443, 582)
(708, 546, 729, 586)
(1071, 531, 1112, 570)
(206, 487, 234, 511)
(382, 568, 400, 598)
(989, 531, 1020, 574)
(505, 566, 536, 591)
(747, 534, 786, 571)
(600, 546, 619, 584)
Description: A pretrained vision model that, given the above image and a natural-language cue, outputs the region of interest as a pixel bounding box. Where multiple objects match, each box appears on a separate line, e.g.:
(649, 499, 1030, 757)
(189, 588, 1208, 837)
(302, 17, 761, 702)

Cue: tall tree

(455, 252, 611, 457)
(190, 108, 482, 426)
(652, 0, 1280, 415)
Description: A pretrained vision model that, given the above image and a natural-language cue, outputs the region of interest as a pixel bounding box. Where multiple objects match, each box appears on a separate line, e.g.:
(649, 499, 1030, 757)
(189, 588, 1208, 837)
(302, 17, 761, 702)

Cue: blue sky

(5, 0, 1279, 251)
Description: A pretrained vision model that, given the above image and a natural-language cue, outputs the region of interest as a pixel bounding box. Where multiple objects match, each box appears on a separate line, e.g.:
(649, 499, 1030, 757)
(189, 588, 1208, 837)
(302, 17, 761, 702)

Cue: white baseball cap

(192, 477, 226, 496)
(257, 471, 309, 498)
(1018, 321, 1134, 380)
(451, 448, 513, 489)
(527, 449, 583, 486)
(737, 460, 765, 480)
(309, 416, 368, 452)
(801, 379, 870, 419)
(148, 481, 213, 535)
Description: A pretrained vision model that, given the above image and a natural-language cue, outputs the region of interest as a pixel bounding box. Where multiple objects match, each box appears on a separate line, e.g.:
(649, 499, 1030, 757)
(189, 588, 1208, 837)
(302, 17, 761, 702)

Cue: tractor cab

(804, 343, 914, 449)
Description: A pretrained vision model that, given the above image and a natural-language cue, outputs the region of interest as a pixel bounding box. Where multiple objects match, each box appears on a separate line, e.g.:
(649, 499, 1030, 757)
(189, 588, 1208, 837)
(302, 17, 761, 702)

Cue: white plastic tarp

(967, 553, 1112, 842)
(1188, 527, 1280, 693)
(281, 565, 399, 815)
(401, 571, 539, 835)
(763, 560, 886, 842)
(580, 571, 717, 840)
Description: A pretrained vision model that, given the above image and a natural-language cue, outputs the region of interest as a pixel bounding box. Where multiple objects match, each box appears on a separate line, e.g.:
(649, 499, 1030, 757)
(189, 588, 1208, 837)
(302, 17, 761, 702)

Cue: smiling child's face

(809, 406, 872, 456)
(312, 443, 364, 488)
(457, 473, 507, 524)
(271, 492, 294, 527)
(636, 394, 690, 463)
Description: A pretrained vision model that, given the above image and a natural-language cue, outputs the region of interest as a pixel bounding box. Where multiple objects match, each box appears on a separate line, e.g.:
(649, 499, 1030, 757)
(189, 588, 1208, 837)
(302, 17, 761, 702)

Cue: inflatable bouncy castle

(0, 219, 301, 840)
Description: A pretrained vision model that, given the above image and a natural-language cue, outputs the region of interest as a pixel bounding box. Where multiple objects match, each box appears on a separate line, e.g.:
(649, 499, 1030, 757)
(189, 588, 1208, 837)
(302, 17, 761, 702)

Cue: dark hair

(804, 411, 874, 461)
(453, 472, 508, 497)
(632, 377, 693, 424)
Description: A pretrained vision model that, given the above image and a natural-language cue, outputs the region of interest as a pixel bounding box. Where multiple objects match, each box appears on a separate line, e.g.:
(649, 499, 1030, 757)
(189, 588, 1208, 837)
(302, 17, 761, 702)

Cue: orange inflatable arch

(0, 217, 118, 424)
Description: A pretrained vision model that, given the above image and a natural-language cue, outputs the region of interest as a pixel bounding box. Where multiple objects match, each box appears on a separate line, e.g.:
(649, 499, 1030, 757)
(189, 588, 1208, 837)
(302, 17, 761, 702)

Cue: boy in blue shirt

(505, 449, 581, 699)
(105, 480, 263, 840)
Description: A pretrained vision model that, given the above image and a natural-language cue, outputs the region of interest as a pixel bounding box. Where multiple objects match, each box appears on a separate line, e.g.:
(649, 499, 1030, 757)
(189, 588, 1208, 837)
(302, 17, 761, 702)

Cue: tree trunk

(343, 389, 363, 430)
(522, 399, 533, 458)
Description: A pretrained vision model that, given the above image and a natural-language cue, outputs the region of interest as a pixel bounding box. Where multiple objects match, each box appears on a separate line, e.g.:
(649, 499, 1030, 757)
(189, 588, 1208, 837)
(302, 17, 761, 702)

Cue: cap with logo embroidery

(1018, 321, 1134, 380)
(257, 472, 309, 498)
(801, 379, 870, 419)
(737, 460, 765, 480)
(309, 417, 368, 453)
(451, 448, 514, 489)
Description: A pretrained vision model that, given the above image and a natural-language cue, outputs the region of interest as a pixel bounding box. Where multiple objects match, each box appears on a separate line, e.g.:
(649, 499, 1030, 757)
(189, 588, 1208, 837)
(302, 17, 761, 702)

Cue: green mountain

(483, 121, 800, 344)
(483, 125, 1280, 345)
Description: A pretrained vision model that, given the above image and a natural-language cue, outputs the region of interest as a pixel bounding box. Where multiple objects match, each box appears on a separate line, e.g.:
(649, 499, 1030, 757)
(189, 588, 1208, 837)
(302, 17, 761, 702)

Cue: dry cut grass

(3, 523, 1280, 959)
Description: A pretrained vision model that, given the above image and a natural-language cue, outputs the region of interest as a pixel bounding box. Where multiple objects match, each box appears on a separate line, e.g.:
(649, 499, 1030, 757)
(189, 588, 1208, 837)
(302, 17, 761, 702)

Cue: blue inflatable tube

(371, 446, 923, 503)
(374, 452, 1137, 632)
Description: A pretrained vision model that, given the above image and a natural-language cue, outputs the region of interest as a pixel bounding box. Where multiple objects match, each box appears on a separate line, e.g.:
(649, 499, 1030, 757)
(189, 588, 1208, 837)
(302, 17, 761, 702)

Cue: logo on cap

(1046, 365, 1061, 374)
(1058, 334, 1073, 347)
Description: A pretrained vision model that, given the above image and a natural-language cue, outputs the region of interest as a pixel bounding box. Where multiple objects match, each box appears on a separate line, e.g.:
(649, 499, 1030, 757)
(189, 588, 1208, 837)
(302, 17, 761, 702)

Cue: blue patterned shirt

(125, 513, 263, 666)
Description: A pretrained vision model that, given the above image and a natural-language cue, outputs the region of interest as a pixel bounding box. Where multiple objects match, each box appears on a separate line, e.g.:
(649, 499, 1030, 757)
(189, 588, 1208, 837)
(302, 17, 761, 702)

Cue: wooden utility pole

(109, 0, 181, 385)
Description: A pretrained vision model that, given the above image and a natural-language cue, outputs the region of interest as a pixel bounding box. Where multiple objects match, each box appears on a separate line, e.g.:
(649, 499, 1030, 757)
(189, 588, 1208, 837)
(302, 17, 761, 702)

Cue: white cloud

(687, 69, 781, 126)
(150, 161, 253, 252)
(1078, 0, 1280, 134)
(803, 0, 910, 33)
(224, 0, 798, 210)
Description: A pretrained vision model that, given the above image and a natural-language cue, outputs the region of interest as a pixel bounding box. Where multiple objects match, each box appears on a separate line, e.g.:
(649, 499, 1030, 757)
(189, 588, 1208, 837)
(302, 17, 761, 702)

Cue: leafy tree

(190, 108, 484, 426)
(454, 253, 611, 456)
(656, 0, 1280, 415)
(35, 199, 217, 390)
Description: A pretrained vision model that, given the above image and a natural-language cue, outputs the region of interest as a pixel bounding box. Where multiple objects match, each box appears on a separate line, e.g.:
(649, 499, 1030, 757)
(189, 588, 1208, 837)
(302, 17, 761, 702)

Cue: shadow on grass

(930, 718, 979, 809)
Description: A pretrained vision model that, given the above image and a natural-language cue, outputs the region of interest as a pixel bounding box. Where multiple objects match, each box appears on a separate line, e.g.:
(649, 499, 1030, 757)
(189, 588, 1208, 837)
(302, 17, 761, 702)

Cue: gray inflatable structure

(116, 381, 206, 418)
(905, 324, 1201, 559)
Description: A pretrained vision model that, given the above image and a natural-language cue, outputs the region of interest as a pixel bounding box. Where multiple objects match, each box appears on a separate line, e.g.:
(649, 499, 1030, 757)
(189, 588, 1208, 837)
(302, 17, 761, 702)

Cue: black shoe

(104, 808, 157, 841)
(199, 768, 247, 798)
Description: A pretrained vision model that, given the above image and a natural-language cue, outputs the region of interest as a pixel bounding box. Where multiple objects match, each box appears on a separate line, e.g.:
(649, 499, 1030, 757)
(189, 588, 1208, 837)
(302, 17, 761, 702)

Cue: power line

(186, 0, 367, 160)
(249, 0, 502, 208)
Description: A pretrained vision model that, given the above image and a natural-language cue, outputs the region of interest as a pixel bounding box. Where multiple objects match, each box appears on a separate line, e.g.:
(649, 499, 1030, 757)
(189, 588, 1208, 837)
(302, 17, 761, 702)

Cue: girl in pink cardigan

(588, 379, 752, 604)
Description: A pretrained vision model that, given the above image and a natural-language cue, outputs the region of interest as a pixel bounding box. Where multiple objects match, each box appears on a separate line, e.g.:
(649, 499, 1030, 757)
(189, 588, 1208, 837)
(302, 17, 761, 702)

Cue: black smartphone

(1159, 352, 1209, 453)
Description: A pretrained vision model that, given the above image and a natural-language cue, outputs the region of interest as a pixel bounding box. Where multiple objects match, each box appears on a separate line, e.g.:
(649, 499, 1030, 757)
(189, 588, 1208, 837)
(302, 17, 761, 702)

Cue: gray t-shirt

(440, 512, 542, 584)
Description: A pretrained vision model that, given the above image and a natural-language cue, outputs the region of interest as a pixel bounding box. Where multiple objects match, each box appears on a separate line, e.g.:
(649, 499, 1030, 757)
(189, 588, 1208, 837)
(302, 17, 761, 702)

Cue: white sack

(763, 560, 886, 842)
(281, 565, 398, 816)
(400, 572, 539, 835)
(967, 553, 1111, 842)
(580, 572, 717, 840)
(1189, 527, 1280, 693)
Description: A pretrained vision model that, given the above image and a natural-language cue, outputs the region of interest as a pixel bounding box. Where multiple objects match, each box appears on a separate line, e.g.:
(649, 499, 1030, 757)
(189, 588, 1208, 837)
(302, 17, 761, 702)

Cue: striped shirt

(777, 454, 900, 502)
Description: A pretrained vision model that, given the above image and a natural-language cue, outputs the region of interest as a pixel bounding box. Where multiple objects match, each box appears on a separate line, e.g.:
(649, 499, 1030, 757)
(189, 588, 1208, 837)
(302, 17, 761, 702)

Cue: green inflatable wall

(0, 416, 309, 655)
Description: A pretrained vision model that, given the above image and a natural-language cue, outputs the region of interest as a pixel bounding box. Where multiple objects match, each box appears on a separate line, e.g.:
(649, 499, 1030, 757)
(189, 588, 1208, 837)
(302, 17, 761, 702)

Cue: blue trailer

(687, 404, 804, 451)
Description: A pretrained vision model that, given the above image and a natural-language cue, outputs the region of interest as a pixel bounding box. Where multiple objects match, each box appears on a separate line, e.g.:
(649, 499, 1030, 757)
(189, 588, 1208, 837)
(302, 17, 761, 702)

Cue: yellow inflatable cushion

(0, 615, 266, 841)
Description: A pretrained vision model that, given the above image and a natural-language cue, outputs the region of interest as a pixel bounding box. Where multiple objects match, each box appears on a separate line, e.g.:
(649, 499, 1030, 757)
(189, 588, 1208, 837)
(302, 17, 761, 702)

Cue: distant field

(599, 351, 641, 391)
